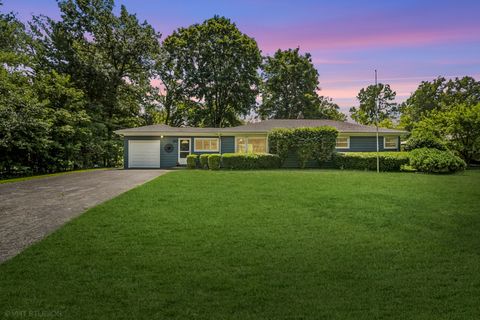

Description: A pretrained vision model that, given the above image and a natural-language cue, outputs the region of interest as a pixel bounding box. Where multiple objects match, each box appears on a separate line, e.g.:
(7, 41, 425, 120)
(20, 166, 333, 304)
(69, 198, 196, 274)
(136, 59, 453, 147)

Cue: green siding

(160, 137, 179, 168)
(124, 135, 237, 168)
(281, 135, 400, 168)
(342, 136, 400, 152)
(334, 136, 400, 152)
(123, 135, 400, 169)
(221, 136, 235, 153)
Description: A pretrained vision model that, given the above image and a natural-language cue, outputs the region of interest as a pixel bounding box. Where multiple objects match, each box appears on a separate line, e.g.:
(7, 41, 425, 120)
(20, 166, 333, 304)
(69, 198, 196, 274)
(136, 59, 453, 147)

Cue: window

(194, 138, 219, 152)
(336, 136, 350, 149)
(235, 137, 247, 153)
(384, 136, 398, 149)
(235, 137, 267, 153)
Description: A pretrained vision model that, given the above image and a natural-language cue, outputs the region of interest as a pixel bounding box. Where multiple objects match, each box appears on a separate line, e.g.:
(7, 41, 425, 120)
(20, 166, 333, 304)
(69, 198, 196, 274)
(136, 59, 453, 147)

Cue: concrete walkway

(0, 169, 167, 263)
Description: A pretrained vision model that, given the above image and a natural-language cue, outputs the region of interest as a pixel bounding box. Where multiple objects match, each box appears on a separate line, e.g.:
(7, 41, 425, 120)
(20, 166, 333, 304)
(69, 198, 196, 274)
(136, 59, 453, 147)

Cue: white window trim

(235, 136, 268, 153)
(193, 137, 220, 152)
(335, 136, 350, 149)
(383, 136, 398, 149)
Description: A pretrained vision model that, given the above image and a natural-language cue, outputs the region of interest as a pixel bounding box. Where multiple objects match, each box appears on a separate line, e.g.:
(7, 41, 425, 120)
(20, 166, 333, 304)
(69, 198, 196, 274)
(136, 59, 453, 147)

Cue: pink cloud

(319, 78, 446, 108)
(311, 57, 355, 65)
(431, 59, 480, 66)
(255, 27, 480, 53)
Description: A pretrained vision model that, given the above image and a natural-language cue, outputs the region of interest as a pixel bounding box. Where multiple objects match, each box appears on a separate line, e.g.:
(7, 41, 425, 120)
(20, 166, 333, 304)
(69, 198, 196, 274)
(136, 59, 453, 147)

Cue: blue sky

(4, 0, 480, 111)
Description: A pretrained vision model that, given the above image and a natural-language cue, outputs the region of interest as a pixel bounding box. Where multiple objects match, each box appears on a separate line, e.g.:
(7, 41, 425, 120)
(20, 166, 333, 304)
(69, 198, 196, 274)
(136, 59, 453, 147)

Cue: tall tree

(259, 48, 319, 119)
(412, 104, 480, 164)
(0, 7, 46, 174)
(31, 0, 162, 166)
(33, 71, 92, 171)
(0, 6, 91, 175)
(0, 66, 50, 175)
(350, 83, 397, 125)
(154, 53, 195, 127)
(315, 96, 347, 121)
(0, 4, 30, 66)
(259, 48, 346, 121)
(400, 76, 480, 130)
(162, 16, 262, 127)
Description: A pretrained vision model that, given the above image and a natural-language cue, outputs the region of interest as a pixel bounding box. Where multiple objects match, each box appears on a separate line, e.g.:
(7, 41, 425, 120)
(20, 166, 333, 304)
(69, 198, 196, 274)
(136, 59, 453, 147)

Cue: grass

(0, 168, 108, 184)
(1, 170, 479, 319)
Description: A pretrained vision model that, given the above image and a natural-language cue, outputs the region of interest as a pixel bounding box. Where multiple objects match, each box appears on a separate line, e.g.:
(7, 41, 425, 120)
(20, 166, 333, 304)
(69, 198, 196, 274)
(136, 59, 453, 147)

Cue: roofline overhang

(115, 130, 408, 137)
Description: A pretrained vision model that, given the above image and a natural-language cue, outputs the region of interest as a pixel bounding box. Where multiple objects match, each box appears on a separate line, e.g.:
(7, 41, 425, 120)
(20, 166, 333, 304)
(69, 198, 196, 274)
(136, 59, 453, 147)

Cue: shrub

(400, 164, 417, 172)
(269, 126, 338, 168)
(268, 129, 294, 163)
(409, 148, 466, 173)
(186, 154, 198, 169)
(199, 154, 210, 169)
(221, 153, 281, 169)
(208, 154, 221, 170)
(333, 152, 409, 172)
(405, 130, 447, 151)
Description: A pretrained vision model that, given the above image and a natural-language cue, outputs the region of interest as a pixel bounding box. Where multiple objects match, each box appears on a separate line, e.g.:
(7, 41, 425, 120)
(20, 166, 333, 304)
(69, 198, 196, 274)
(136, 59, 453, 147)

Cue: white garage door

(128, 140, 161, 168)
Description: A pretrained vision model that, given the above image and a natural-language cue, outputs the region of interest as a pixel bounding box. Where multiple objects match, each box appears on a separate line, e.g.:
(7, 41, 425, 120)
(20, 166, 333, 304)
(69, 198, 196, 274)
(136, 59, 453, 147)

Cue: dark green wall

(221, 136, 235, 153)
(281, 136, 400, 168)
(124, 136, 236, 168)
(123, 135, 400, 168)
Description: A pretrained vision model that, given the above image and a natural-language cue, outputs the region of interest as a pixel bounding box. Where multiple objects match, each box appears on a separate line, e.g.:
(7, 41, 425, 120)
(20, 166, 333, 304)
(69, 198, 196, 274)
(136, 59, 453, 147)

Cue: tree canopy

(4, 1, 348, 176)
(350, 83, 398, 126)
(259, 48, 345, 121)
(400, 76, 480, 130)
(1, 0, 163, 176)
(411, 103, 480, 164)
(31, 0, 162, 166)
(5, 0, 479, 175)
(161, 16, 262, 127)
(0, 8, 92, 174)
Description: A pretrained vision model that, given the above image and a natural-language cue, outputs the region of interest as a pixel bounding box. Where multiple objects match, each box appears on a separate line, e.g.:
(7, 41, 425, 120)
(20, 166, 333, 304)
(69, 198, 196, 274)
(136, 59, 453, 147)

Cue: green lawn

(1, 170, 479, 319)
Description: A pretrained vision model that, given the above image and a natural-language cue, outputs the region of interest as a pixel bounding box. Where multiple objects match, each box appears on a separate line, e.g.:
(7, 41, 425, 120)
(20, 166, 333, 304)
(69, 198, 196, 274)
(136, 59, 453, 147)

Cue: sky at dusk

(4, 0, 480, 113)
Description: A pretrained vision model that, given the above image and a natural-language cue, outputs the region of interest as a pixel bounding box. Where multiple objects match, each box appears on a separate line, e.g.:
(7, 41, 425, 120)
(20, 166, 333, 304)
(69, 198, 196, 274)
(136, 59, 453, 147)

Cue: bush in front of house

(207, 154, 221, 170)
(221, 153, 281, 169)
(199, 154, 210, 169)
(404, 130, 447, 151)
(333, 152, 410, 172)
(268, 126, 338, 168)
(409, 148, 466, 173)
(186, 154, 198, 169)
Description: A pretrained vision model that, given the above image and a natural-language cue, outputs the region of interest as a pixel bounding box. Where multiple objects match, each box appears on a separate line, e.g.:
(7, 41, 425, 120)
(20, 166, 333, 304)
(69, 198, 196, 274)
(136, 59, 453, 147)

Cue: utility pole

(375, 70, 380, 173)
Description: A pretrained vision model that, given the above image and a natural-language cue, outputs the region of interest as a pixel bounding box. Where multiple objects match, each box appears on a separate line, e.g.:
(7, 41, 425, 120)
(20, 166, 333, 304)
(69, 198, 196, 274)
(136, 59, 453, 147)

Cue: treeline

(1, 0, 479, 177)
(349, 76, 480, 165)
(0, 0, 344, 176)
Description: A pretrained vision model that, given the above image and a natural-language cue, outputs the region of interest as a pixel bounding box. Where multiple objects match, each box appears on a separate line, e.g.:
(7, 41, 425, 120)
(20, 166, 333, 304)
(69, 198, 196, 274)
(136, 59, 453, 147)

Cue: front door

(178, 138, 191, 165)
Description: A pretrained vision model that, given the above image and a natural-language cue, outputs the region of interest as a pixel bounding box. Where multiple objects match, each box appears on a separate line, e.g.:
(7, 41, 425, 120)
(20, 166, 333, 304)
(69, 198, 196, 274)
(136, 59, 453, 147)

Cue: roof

(115, 119, 407, 135)
(222, 119, 406, 133)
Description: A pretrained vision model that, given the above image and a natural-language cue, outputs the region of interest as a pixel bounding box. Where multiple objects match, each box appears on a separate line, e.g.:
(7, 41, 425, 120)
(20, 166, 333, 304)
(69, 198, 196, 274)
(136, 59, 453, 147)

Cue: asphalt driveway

(0, 169, 167, 263)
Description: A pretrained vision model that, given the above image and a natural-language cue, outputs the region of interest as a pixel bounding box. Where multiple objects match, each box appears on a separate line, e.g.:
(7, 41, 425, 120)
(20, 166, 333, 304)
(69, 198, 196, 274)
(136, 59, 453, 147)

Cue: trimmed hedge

(186, 154, 198, 169)
(199, 154, 210, 169)
(409, 148, 466, 173)
(269, 126, 338, 168)
(208, 154, 221, 170)
(333, 152, 410, 172)
(221, 153, 281, 170)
